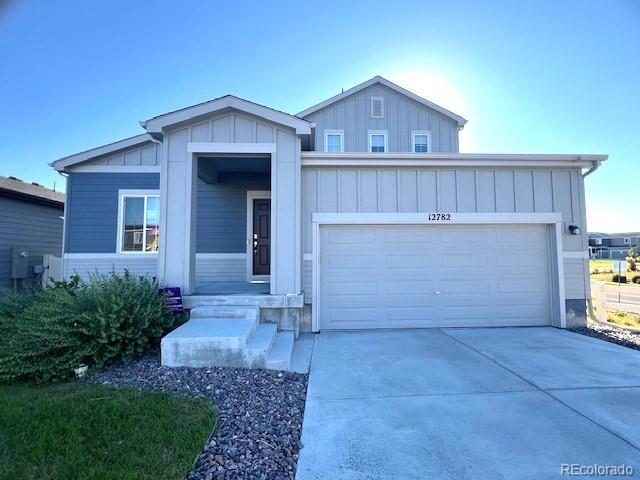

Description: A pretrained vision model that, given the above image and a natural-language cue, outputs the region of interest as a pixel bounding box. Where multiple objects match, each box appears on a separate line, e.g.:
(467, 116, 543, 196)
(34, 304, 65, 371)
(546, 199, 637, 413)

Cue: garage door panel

(442, 305, 491, 320)
(326, 281, 377, 295)
(325, 229, 373, 245)
(382, 229, 433, 245)
(496, 278, 547, 294)
(319, 224, 552, 329)
(327, 254, 374, 269)
(385, 281, 434, 295)
(384, 254, 433, 268)
(440, 229, 488, 244)
(442, 254, 489, 268)
(439, 279, 490, 294)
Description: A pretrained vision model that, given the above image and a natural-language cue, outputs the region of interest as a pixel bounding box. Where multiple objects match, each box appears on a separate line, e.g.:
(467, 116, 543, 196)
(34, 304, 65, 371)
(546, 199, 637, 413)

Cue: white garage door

(319, 224, 552, 329)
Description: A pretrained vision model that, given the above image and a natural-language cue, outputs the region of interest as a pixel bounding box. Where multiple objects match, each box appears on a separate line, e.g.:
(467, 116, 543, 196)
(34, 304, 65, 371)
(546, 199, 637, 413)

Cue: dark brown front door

(252, 198, 270, 275)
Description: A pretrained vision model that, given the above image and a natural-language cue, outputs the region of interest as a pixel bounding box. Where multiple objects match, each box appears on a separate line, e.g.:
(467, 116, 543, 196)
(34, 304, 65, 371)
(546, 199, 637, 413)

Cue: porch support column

(271, 130, 301, 295)
(158, 128, 197, 293)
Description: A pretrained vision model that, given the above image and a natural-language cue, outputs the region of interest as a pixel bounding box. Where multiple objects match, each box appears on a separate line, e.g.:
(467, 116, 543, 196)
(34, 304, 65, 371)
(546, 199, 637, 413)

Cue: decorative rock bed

(572, 322, 640, 352)
(87, 356, 308, 480)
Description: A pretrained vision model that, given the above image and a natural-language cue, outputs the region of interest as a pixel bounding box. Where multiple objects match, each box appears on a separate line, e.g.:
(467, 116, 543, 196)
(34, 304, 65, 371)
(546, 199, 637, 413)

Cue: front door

(252, 198, 270, 275)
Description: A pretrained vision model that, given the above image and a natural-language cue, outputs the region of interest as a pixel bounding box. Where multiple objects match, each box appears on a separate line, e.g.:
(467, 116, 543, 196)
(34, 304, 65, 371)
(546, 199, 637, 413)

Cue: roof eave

(51, 134, 154, 172)
(143, 96, 311, 135)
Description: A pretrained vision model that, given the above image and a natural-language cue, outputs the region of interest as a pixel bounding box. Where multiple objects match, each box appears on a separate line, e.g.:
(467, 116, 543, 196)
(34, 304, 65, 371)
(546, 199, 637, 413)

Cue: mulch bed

(87, 356, 308, 480)
(571, 322, 640, 352)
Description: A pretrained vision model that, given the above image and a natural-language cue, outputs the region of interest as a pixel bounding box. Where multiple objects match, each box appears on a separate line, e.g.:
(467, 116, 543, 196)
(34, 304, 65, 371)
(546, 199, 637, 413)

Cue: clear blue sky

(1, 0, 638, 232)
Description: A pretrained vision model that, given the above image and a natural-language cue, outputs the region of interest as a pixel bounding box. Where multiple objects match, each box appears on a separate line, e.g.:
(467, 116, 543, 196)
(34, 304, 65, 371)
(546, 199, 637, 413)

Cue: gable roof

(0, 176, 64, 207)
(51, 134, 154, 172)
(141, 95, 311, 135)
(297, 75, 468, 127)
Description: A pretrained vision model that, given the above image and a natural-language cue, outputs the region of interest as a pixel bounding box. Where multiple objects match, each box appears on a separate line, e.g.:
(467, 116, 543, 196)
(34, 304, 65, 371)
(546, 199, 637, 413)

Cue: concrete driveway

(295, 328, 640, 480)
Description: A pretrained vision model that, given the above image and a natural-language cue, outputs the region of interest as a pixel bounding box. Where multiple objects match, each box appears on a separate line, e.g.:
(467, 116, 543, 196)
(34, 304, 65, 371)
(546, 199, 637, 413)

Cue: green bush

(0, 272, 183, 383)
(612, 274, 627, 283)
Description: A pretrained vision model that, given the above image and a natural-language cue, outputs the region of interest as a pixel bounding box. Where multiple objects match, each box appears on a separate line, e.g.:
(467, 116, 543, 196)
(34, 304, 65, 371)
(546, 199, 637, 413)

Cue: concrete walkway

(296, 328, 640, 480)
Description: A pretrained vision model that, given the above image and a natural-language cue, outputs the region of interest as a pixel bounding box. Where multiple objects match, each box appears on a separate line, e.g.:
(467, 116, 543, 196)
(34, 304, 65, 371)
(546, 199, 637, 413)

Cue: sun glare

(387, 71, 467, 118)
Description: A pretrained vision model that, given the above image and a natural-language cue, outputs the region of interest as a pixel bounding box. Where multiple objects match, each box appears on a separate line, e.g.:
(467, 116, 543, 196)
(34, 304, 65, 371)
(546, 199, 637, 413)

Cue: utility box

(10, 247, 30, 279)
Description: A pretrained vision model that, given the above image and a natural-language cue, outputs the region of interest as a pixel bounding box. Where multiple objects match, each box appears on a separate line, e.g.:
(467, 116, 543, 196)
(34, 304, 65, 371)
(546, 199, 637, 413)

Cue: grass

(607, 310, 640, 330)
(589, 259, 640, 284)
(0, 382, 216, 480)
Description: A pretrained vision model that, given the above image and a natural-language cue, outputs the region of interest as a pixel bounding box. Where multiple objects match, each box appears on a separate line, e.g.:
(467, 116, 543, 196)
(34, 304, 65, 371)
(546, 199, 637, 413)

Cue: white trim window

(624, 237, 631, 245)
(412, 130, 431, 153)
(371, 96, 384, 119)
(368, 131, 387, 153)
(324, 130, 344, 153)
(118, 190, 160, 253)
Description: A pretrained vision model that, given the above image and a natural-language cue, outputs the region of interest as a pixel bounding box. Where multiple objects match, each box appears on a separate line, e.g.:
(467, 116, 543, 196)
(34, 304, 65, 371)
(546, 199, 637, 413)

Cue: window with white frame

(119, 191, 160, 253)
(324, 130, 344, 153)
(368, 131, 387, 153)
(371, 96, 384, 118)
(412, 131, 431, 153)
(624, 237, 631, 245)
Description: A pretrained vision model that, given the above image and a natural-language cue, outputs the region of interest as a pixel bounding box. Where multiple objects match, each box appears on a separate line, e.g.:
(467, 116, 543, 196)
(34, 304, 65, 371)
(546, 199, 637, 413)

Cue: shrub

(632, 275, 640, 284)
(0, 272, 183, 383)
(611, 274, 627, 283)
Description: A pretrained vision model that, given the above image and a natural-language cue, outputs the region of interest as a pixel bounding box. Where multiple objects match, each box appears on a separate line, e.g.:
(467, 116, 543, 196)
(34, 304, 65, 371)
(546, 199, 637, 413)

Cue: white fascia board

(311, 212, 563, 225)
(301, 152, 608, 169)
(143, 96, 311, 135)
(51, 134, 153, 171)
(297, 75, 468, 127)
(187, 142, 277, 154)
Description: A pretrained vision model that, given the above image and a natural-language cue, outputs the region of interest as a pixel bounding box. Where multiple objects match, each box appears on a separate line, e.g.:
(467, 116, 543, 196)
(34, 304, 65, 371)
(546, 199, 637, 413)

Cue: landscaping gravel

(87, 356, 308, 480)
(572, 322, 640, 352)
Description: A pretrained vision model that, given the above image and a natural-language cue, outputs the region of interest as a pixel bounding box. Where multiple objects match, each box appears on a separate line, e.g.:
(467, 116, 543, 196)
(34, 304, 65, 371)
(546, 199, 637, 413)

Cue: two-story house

(589, 232, 640, 259)
(52, 76, 607, 369)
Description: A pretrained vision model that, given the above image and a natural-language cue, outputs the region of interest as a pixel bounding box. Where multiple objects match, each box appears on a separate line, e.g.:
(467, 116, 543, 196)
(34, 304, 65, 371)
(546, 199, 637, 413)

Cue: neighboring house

(588, 232, 640, 259)
(0, 176, 64, 292)
(52, 75, 607, 339)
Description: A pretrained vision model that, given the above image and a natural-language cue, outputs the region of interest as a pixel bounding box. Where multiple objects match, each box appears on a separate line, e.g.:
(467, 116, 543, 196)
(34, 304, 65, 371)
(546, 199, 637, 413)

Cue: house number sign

(427, 213, 452, 221)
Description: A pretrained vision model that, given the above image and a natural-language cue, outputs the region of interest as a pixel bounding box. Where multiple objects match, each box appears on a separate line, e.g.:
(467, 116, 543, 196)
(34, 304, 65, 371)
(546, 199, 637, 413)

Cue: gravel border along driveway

(571, 321, 640, 351)
(87, 356, 308, 480)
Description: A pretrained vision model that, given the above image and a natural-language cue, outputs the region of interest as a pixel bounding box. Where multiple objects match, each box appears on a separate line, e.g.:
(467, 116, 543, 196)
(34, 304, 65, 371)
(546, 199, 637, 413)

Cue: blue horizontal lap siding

(65, 173, 160, 253)
(196, 173, 270, 253)
(0, 197, 64, 290)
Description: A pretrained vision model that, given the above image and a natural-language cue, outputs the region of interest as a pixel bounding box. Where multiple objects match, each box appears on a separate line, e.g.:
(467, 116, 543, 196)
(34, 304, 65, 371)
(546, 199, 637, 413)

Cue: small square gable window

(371, 96, 384, 119)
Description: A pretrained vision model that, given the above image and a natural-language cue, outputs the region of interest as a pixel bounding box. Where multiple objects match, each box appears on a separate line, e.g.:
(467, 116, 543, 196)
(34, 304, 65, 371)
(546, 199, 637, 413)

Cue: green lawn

(589, 259, 640, 283)
(0, 382, 216, 480)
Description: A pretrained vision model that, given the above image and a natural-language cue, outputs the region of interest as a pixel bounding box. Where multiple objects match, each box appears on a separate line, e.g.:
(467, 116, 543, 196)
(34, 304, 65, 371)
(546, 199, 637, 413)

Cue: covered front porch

(153, 96, 309, 299)
(194, 155, 273, 293)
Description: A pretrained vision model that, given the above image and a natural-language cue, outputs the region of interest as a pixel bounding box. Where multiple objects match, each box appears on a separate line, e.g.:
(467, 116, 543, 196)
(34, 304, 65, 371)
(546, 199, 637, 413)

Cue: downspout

(583, 159, 602, 177)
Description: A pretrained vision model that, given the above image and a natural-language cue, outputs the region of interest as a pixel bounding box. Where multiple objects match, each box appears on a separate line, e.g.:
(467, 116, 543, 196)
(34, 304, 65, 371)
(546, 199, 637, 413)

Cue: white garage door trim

(311, 212, 566, 332)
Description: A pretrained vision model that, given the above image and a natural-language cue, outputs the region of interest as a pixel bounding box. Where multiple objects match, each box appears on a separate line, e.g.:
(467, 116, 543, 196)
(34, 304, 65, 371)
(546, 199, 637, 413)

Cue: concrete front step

(161, 316, 258, 368)
(244, 323, 278, 368)
(190, 305, 260, 320)
(266, 331, 295, 371)
(161, 304, 303, 371)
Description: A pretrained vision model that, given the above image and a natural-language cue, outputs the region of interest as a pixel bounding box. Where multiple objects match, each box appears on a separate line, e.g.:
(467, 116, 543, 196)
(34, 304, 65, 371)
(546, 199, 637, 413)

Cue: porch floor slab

(196, 281, 270, 295)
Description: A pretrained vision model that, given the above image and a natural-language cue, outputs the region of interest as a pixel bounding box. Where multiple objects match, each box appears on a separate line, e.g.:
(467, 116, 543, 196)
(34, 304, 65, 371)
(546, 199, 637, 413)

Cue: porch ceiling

(198, 156, 270, 184)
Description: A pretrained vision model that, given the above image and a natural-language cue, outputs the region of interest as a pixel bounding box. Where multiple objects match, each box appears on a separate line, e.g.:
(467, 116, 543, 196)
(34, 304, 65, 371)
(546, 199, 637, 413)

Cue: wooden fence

(591, 282, 640, 322)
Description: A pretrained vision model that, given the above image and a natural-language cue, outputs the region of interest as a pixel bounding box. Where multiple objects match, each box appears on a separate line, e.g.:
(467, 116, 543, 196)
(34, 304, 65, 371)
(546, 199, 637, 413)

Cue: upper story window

(118, 190, 160, 253)
(371, 96, 384, 119)
(368, 131, 387, 153)
(593, 238, 603, 245)
(324, 130, 344, 153)
(412, 131, 431, 153)
(624, 237, 631, 245)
